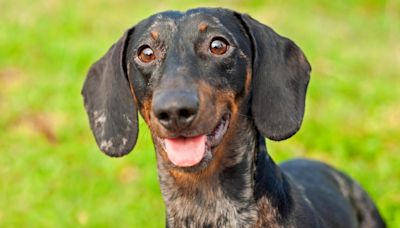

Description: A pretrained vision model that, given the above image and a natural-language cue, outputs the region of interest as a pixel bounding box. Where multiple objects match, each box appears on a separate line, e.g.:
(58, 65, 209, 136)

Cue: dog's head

(82, 8, 310, 170)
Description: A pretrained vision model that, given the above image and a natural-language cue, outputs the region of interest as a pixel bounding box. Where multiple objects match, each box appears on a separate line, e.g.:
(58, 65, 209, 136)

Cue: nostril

(159, 112, 169, 121)
(179, 109, 191, 119)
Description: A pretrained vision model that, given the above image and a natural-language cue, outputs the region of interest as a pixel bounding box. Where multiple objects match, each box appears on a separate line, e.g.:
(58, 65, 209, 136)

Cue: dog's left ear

(239, 14, 311, 141)
(82, 28, 139, 157)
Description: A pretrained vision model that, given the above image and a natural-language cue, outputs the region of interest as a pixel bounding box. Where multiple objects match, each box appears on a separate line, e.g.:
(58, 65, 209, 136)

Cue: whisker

(137, 121, 150, 147)
(236, 113, 254, 119)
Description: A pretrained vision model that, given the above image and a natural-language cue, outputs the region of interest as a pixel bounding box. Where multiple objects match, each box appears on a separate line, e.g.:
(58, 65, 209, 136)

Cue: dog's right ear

(82, 28, 138, 157)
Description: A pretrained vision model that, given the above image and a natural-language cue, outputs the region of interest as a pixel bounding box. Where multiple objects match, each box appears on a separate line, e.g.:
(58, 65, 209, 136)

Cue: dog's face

(126, 9, 252, 170)
(82, 8, 310, 172)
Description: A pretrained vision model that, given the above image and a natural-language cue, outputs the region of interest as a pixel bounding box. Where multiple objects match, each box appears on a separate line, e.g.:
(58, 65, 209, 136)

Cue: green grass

(1, 0, 399, 227)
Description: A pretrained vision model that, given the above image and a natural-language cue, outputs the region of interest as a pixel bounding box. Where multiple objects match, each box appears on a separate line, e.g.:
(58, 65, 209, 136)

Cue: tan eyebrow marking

(199, 23, 208, 31)
(150, 31, 159, 39)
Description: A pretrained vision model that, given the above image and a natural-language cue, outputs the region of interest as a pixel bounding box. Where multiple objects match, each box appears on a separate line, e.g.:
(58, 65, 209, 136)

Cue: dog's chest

(163, 188, 288, 228)
(253, 196, 284, 228)
(164, 196, 258, 227)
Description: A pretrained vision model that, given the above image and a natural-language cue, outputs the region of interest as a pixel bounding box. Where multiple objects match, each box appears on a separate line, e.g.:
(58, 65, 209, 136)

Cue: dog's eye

(139, 47, 155, 63)
(210, 39, 228, 55)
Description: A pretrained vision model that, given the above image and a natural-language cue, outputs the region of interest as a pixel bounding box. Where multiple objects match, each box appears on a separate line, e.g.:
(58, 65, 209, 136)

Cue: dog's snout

(153, 91, 199, 131)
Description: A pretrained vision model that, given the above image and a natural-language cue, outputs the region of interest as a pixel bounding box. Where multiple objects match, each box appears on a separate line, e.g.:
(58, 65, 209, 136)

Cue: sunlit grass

(1, 0, 399, 227)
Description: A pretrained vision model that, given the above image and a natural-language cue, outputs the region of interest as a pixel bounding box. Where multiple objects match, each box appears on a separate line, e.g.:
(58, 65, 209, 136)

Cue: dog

(82, 7, 386, 227)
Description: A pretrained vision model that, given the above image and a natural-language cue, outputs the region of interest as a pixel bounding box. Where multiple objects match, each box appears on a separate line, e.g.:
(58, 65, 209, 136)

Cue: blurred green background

(1, 0, 399, 227)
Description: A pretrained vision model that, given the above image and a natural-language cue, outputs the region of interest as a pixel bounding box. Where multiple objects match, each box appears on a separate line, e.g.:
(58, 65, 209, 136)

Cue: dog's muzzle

(157, 113, 230, 167)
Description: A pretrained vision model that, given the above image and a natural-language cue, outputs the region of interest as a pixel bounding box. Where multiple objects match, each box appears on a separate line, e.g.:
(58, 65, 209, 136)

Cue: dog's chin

(156, 113, 230, 172)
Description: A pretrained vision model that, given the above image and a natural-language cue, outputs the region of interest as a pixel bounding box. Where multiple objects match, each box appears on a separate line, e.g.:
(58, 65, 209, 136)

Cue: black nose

(153, 91, 199, 131)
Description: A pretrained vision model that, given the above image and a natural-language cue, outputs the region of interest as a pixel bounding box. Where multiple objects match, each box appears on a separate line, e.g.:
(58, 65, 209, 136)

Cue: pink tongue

(164, 135, 207, 167)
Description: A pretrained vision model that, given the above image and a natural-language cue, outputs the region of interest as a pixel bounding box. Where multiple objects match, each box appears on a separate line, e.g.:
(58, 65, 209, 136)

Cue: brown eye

(210, 39, 228, 55)
(139, 47, 155, 62)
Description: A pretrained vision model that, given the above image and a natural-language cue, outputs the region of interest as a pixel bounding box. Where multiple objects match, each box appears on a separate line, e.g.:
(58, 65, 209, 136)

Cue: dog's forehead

(140, 8, 239, 38)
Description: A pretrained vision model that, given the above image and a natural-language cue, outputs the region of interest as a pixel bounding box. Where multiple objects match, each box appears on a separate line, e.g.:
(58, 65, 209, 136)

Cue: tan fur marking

(128, 78, 152, 126)
(129, 84, 138, 104)
(199, 23, 208, 31)
(143, 99, 152, 126)
(150, 31, 159, 39)
(245, 67, 252, 96)
(127, 65, 141, 118)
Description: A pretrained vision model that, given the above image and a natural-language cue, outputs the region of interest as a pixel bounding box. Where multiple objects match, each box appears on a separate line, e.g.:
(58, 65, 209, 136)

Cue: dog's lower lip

(157, 113, 230, 165)
(206, 113, 230, 148)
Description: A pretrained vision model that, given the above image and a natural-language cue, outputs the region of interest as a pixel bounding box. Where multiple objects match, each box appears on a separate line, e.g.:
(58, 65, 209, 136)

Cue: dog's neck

(154, 118, 292, 227)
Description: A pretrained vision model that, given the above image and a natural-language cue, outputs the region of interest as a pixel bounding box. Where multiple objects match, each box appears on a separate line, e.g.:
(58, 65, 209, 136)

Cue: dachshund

(82, 7, 385, 228)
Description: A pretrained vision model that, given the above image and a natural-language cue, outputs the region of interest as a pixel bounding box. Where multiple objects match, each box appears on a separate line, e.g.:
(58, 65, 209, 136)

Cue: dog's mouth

(157, 113, 230, 167)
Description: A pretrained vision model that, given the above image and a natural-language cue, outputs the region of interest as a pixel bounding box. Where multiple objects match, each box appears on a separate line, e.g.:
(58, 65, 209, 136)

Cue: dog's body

(82, 8, 385, 227)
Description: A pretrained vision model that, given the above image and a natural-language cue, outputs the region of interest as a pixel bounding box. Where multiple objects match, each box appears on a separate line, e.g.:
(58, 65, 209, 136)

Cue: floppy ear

(82, 28, 138, 157)
(240, 14, 311, 141)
